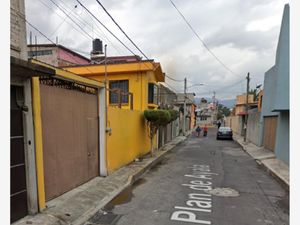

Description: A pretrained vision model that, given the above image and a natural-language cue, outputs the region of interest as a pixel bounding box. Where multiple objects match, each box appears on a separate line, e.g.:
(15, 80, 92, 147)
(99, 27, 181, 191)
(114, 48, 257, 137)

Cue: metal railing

(108, 88, 133, 110)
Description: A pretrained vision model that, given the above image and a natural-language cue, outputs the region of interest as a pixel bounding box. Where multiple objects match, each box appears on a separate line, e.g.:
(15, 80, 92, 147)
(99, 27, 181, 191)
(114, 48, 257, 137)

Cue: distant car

(216, 127, 233, 140)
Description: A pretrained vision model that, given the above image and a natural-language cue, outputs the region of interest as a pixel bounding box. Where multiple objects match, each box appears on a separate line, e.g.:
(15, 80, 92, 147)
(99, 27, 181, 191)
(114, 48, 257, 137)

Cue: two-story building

(64, 59, 165, 172)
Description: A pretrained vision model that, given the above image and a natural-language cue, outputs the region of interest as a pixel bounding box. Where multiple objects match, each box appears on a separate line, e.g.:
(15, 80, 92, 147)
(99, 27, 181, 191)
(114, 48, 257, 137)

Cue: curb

(74, 136, 187, 225)
(233, 135, 289, 191)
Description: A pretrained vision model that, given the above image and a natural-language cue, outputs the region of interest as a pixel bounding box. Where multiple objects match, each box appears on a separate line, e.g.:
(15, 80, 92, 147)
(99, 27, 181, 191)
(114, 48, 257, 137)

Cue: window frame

(148, 83, 158, 105)
(109, 79, 129, 104)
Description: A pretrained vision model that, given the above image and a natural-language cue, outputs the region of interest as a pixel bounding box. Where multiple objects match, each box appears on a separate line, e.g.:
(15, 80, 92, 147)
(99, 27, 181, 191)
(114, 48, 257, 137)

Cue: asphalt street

(100, 128, 289, 225)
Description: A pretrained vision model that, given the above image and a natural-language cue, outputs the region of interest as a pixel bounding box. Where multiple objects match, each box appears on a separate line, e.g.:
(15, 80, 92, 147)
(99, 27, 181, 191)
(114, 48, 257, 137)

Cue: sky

(25, 0, 289, 100)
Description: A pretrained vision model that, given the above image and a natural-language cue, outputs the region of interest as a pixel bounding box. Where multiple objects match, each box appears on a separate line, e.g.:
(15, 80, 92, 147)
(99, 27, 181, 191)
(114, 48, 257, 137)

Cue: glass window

(28, 50, 53, 57)
(148, 83, 158, 104)
(109, 80, 129, 104)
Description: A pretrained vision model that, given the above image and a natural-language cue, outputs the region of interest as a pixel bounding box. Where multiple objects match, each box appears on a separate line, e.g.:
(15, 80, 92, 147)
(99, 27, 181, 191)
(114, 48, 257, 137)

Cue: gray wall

(227, 116, 243, 135)
(274, 5, 289, 111)
(261, 66, 279, 117)
(274, 111, 289, 165)
(259, 4, 289, 164)
(246, 111, 261, 146)
(11, 0, 28, 60)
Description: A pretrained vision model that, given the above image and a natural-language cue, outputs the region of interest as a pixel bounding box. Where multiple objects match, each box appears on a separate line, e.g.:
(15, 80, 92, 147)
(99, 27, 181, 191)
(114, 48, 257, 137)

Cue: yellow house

(64, 60, 164, 110)
(64, 60, 165, 173)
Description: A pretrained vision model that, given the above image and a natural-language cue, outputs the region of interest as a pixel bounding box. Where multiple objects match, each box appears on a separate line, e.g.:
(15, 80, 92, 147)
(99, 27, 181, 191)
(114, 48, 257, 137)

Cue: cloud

(24, 0, 289, 99)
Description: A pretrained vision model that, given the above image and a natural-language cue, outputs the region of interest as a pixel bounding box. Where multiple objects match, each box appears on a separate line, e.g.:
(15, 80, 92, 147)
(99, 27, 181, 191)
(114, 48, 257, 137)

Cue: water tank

(92, 38, 103, 54)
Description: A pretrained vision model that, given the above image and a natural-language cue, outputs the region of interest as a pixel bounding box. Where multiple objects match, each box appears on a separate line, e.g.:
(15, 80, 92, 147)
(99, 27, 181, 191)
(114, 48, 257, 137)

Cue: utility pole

(183, 77, 187, 135)
(213, 91, 216, 121)
(244, 72, 250, 142)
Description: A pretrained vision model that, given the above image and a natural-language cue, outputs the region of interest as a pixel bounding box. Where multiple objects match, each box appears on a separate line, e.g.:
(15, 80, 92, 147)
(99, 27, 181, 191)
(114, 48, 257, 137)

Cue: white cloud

(25, 0, 289, 99)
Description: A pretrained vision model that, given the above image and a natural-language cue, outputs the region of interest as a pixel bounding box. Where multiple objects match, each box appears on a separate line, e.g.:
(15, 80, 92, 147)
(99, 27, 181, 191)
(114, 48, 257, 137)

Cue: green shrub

(168, 109, 179, 122)
(144, 109, 171, 126)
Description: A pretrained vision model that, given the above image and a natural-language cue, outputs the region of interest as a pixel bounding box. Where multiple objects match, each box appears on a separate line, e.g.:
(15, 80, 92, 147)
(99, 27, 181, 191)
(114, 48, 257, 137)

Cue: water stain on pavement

(103, 178, 147, 212)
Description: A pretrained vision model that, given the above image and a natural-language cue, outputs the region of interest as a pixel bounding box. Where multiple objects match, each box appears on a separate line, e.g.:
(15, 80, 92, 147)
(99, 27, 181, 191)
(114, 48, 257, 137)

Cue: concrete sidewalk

(233, 134, 289, 189)
(13, 135, 187, 225)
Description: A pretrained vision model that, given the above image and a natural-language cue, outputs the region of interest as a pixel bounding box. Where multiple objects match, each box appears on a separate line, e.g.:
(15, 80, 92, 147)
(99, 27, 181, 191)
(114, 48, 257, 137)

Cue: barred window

(109, 80, 129, 104)
(148, 83, 158, 104)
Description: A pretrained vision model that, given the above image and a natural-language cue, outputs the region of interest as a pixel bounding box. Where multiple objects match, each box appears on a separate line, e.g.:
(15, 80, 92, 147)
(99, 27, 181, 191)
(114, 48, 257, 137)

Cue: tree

(144, 109, 178, 155)
(217, 104, 231, 120)
(249, 88, 258, 101)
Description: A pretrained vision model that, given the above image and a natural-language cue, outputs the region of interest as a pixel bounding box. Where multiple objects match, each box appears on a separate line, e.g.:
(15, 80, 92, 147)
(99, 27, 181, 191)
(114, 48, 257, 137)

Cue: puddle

(205, 187, 240, 197)
(103, 178, 147, 212)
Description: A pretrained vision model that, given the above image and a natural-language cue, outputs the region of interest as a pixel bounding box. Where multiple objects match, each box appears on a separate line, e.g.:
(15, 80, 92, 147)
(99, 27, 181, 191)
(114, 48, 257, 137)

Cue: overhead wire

(36, 0, 92, 41)
(47, 0, 93, 39)
(169, 0, 241, 78)
(23, 17, 100, 77)
(54, 0, 125, 55)
(95, 0, 149, 60)
(76, 0, 137, 56)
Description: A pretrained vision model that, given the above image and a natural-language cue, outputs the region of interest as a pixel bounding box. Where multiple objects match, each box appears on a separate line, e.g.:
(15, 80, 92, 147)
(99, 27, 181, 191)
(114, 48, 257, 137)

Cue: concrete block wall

(246, 111, 261, 146)
(227, 116, 243, 135)
(11, 0, 27, 60)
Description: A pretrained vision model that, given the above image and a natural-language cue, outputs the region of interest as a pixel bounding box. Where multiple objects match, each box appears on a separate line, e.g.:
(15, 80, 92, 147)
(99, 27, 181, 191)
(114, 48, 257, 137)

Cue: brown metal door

(11, 86, 28, 223)
(40, 84, 99, 201)
(263, 116, 278, 151)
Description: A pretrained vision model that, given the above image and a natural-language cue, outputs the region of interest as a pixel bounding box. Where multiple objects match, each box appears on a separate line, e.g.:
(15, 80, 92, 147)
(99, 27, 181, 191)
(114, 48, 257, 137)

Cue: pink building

(27, 44, 90, 67)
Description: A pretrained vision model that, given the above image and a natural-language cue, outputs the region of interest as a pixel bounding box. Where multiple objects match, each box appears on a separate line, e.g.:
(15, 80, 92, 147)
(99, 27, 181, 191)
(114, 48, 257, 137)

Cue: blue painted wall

(259, 4, 289, 164)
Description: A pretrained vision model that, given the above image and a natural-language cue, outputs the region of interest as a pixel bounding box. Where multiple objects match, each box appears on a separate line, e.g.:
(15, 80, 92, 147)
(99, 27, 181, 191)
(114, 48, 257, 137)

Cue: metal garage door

(11, 86, 28, 223)
(40, 79, 99, 201)
(263, 116, 278, 151)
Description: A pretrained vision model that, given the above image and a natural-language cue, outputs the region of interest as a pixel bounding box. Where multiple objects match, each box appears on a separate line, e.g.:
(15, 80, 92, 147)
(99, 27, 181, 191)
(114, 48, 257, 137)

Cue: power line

(95, 0, 149, 60)
(76, 0, 137, 56)
(54, 0, 125, 55)
(165, 74, 184, 82)
(169, 0, 240, 78)
(47, 0, 93, 39)
(36, 0, 92, 41)
(48, 7, 72, 39)
(23, 17, 98, 76)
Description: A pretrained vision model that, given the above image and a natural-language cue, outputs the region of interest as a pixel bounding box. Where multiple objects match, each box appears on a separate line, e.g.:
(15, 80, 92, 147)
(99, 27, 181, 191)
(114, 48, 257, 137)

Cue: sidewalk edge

(73, 135, 187, 225)
(233, 135, 289, 190)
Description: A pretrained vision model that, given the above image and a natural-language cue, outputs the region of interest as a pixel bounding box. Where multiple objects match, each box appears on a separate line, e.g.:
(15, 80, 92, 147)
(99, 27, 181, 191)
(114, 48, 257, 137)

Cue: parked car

(216, 127, 233, 140)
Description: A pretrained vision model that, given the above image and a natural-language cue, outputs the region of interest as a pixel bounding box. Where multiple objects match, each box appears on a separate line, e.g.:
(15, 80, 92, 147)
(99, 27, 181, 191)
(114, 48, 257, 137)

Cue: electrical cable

(76, 0, 138, 56)
(36, 0, 92, 41)
(95, 0, 149, 60)
(54, 0, 125, 55)
(47, 0, 93, 39)
(24, 17, 99, 76)
(169, 0, 241, 78)
(165, 74, 184, 82)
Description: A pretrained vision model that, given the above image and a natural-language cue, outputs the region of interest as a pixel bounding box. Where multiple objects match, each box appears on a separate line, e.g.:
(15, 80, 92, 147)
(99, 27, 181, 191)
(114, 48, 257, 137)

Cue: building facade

(64, 60, 165, 172)
(27, 44, 90, 67)
(259, 4, 289, 165)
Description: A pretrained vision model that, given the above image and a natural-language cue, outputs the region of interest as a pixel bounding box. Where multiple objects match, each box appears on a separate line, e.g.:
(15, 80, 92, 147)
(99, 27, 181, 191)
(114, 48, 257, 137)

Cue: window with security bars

(148, 83, 158, 104)
(109, 80, 129, 104)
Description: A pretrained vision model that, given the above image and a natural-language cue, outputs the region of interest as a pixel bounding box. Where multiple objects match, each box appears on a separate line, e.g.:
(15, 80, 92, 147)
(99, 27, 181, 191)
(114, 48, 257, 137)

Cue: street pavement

(95, 128, 289, 225)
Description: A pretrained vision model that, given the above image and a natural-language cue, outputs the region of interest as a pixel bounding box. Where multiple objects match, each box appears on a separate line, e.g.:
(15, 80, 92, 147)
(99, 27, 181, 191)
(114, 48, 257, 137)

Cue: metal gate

(11, 86, 28, 223)
(40, 79, 99, 201)
(263, 116, 278, 151)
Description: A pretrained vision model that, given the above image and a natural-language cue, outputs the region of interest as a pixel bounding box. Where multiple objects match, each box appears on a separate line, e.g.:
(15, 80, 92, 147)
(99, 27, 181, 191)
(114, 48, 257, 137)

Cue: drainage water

(103, 178, 147, 212)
